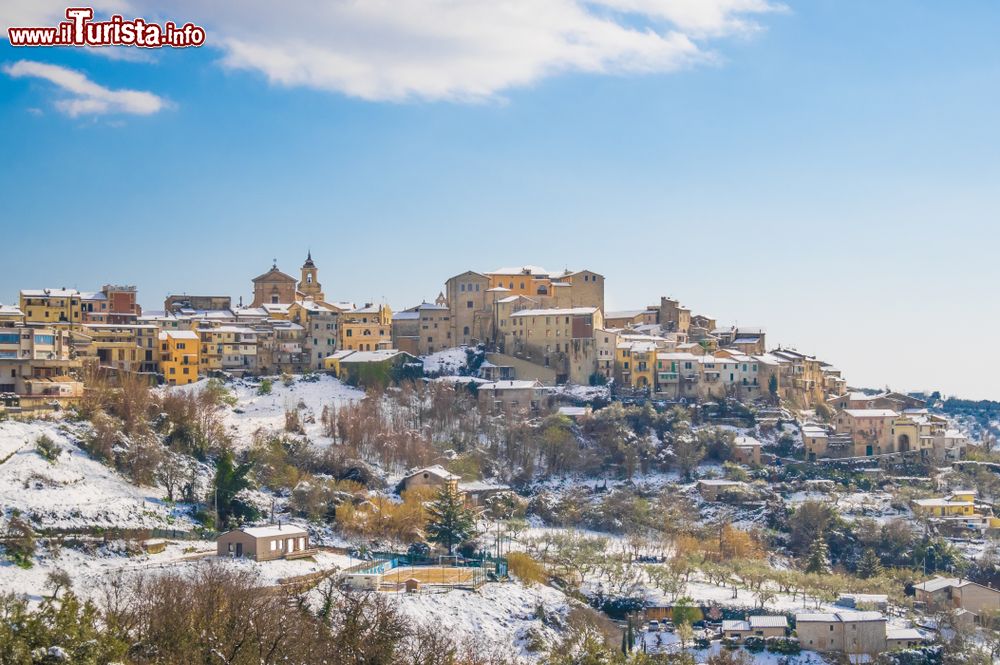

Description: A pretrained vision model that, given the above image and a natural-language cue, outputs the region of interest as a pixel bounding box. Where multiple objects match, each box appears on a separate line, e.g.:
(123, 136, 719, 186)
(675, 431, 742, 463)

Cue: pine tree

(857, 548, 883, 579)
(804, 533, 831, 574)
(425, 486, 476, 555)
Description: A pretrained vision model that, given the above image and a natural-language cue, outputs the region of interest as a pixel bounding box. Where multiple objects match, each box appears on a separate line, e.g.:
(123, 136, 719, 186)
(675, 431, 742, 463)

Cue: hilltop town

(2, 256, 1000, 664)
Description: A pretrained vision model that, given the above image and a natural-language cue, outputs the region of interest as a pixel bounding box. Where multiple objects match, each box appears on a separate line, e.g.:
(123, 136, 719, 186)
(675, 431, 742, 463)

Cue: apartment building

(834, 409, 899, 456)
(0, 324, 83, 407)
(340, 303, 392, 352)
(502, 306, 603, 385)
(81, 323, 159, 375)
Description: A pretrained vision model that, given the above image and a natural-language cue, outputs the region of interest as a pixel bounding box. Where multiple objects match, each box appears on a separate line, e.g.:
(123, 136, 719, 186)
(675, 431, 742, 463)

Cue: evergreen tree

(804, 533, 831, 574)
(856, 548, 883, 579)
(212, 450, 258, 528)
(425, 486, 476, 555)
(768, 374, 779, 402)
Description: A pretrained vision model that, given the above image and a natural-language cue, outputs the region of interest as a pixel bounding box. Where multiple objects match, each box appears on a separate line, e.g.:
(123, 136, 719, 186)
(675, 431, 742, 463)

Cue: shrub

(743, 636, 766, 653)
(507, 552, 547, 585)
(257, 379, 273, 396)
(765, 637, 801, 654)
(35, 434, 62, 463)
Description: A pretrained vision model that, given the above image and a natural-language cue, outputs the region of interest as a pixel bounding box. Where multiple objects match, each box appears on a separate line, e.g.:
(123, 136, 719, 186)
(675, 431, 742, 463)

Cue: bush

(35, 434, 62, 463)
(507, 552, 547, 585)
(743, 636, 766, 653)
(765, 637, 801, 654)
(257, 379, 273, 396)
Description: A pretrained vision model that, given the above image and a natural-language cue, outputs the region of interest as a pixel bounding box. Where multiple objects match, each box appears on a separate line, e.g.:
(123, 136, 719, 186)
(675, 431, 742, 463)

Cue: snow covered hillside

(0, 420, 192, 531)
(170, 374, 364, 447)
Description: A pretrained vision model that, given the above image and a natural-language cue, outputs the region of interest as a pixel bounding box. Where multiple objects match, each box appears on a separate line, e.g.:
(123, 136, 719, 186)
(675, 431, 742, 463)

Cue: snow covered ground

(421, 347, 469, 375)
(388, 580, 571, 661)
(170, 375, 364, 448)
(0, 537, 351, 602)
(0, 420, 193, 531)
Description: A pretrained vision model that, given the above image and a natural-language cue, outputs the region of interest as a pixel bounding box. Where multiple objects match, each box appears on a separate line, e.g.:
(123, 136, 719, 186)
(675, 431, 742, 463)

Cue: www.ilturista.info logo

(8, 8, 206, 48)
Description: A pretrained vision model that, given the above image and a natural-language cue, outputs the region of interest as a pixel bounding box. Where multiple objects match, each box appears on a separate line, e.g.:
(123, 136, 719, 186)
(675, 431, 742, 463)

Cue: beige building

(795, 611, 887, 655)
(394, 302, 452, 356)
(290, 300, 343, 370)
(217, 524, 312, 561)
(501, 307, 603, 385)
(251, 261, 298, 307)
(834, 409, 899, 456)
(913, 577, 1000, 620)
(400, 465, 460, 495)
(443, 265, 605, 349)
(81, 323, 159, 375)
(0, 325, 83, 408)
(733, 436, 762, 465)
(477, 379, 547, 413)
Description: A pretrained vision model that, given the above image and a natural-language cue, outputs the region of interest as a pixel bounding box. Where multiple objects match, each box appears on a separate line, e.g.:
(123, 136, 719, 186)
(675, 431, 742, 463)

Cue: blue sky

(1, 1, 998, 398)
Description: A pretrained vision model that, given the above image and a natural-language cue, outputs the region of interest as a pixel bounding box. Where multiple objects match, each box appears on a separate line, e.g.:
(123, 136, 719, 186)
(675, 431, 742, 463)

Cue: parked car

(647, 620, 659, 632)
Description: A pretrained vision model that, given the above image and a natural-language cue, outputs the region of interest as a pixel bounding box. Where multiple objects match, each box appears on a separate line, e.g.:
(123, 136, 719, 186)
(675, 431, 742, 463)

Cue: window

(460, 284, 466, 292)
(463, 326, 470, 336)
(466, 301, 473, 309)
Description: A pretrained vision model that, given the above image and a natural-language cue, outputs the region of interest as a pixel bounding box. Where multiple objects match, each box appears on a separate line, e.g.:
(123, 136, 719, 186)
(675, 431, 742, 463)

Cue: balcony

(657, 372, 679, 382)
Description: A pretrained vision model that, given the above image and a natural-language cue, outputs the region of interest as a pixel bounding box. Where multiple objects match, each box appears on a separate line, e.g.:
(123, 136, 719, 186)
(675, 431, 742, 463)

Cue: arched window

(463, 326, 470, 336)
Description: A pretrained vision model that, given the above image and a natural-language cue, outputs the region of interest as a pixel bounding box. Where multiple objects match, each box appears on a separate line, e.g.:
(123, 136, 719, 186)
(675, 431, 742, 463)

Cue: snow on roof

(339, 350, 412, 363)
(393, 311, 419, 320)
(749, 616, 788, 629)
(843, 409, 899, 418)
(886, 628, 924, 641)
(697, 479, 743, 486)
(486, 286, 511, 292)
(159, 330, 199, 340)
(0, 304, 25, 315)
(510, 307, 598, 317)
(735, 435, 762, 448)
(912, 576, 983, 593)
(721, 620, 750, 631)
(479, 380, 543, 391)
(20, 288, 81, 297)
(605, 310, 645, 319)
(237, 523, 308, 538)
(459, 480, 509, 492)
(406, 465, 459, 481)
(796, 611, 885, 623)
(656, 353, 701, 361)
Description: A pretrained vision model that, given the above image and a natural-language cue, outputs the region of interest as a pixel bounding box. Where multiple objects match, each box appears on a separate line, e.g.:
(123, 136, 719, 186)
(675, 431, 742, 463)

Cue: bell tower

(298, 251, 324, 301)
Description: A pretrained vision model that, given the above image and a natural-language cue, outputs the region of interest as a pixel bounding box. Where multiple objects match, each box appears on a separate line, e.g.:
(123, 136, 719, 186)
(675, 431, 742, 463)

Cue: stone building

(251, 261, 298, 307)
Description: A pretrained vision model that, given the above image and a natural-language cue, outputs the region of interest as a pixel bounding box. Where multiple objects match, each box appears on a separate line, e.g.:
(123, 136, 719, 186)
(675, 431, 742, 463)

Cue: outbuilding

(217, 523, 311, 561)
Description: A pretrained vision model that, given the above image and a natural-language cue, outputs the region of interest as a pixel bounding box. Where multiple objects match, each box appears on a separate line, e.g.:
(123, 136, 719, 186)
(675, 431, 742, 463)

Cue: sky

(1, 1, 998, 399)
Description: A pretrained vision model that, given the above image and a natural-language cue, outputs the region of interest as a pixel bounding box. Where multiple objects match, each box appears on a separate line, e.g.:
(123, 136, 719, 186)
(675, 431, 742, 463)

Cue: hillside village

(3, 256, 1000, 664)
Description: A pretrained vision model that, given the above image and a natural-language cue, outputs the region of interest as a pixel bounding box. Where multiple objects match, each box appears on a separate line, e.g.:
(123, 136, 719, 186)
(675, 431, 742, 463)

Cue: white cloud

(3, 60, 168, 116)
(1, 0, 785, 102)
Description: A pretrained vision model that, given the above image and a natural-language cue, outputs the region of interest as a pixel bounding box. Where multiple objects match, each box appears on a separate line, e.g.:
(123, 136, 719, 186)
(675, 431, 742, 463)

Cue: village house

(400, 465, 460, 495)
(217, 524, 313, 561)
(477, 379, 547, 413)
(721, 616, 788, 643)
(834, 409, 899, 456)
(913, 576, 1000, 620)
(795, 611, 888, 655)
(732, 436, 763, 465)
